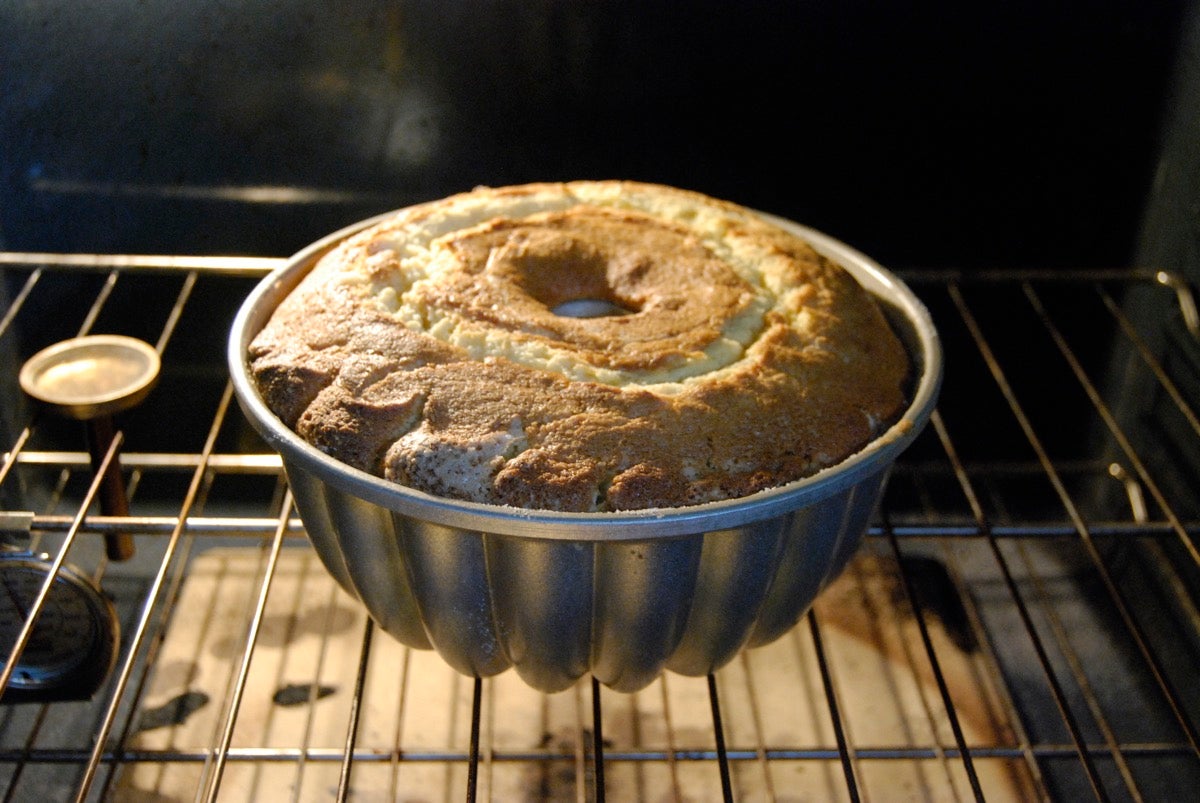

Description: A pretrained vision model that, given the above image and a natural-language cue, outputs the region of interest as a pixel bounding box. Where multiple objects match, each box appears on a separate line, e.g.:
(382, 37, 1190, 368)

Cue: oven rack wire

(0, 253, 1198, 801)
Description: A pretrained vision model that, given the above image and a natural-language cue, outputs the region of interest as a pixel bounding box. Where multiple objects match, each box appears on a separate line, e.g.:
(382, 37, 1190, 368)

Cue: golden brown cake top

(248, 181, 911, 511)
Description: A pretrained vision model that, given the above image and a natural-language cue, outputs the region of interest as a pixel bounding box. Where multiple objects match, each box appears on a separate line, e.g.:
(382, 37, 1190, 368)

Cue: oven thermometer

(0, 552, 119, 701)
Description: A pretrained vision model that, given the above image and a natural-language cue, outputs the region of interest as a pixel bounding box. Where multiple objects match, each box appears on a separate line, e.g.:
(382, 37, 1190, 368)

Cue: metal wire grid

(0, 254, 1196, 801)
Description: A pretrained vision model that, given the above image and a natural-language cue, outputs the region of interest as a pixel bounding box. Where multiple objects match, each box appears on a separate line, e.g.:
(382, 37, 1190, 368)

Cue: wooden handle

(86, 417, 135, 561)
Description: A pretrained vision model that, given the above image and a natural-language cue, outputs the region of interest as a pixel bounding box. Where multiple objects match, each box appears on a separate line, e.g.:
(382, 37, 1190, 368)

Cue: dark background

(0, 1, 1191, 270)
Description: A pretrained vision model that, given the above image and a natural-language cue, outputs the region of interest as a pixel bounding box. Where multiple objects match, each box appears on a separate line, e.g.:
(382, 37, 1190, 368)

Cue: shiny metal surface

(18, 335, 160, 420)
(227, 214, 942, 692)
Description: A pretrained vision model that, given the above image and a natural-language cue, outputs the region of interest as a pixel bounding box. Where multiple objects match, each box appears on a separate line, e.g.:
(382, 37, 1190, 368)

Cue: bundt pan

(228, 210, 942, 694)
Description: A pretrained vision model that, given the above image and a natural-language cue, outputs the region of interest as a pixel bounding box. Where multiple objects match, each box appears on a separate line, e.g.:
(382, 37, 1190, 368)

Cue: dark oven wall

(0, 0, 1188, 269)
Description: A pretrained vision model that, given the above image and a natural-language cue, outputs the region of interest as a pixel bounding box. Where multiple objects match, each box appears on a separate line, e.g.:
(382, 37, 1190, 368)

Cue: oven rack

(1, 254, 1199, 801)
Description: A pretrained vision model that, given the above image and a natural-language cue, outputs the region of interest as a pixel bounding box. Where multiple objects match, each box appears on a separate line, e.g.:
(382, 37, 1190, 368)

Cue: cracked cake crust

(248, 181, 910, 511)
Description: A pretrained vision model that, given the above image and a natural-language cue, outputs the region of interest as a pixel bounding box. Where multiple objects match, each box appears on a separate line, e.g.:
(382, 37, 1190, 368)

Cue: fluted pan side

(662, 520, 788, 678)
(283, 466, 358, 600)
(283, 463, 889, 692)
(286, 463, 433, 651)
(823, 471, 888, 587)
(393, 518, 510, 679)
(589, 536, 703, 692)
(744, 472, 885, 649)
(326, 485, 431, 651)
(486, 537, 595, 692)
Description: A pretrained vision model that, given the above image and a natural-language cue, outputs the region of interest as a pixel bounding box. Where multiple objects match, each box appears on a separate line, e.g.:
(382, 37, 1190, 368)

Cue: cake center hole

(550, 298, 636, 319)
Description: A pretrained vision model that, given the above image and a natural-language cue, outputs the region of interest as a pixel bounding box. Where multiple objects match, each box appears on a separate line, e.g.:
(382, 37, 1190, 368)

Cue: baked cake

(248, 181, 910, 511)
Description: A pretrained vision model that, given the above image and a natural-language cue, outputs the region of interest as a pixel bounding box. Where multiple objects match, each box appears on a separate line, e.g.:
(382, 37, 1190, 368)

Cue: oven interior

(2, 3, 1200, 800)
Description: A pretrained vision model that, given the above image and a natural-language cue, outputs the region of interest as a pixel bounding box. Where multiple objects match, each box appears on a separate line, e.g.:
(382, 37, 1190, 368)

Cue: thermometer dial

(0, 553, 119, 701)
